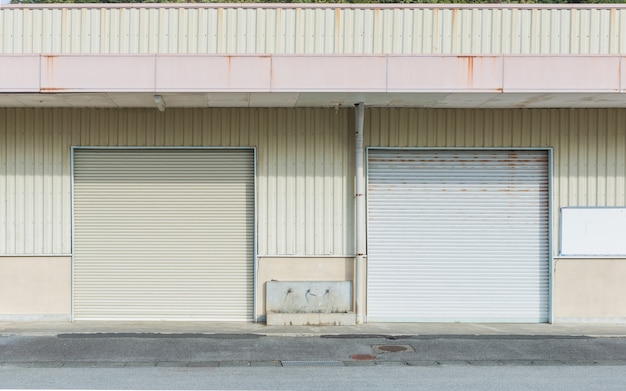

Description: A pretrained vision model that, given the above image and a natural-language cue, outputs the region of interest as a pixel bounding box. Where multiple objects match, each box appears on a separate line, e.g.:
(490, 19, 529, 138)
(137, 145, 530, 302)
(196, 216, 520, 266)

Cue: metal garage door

(367, 149, 550, 322)
(73, 148, 255, 321)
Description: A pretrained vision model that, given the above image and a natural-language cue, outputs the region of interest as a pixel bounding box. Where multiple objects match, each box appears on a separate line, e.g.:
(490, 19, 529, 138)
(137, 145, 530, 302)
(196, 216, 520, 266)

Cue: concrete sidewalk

(1, 320, 626, 337)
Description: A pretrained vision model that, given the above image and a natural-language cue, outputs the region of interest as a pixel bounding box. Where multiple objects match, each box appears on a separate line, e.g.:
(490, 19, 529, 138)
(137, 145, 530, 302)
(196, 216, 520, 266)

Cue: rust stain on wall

(374, 7, 380, 30)
(335, 7, 342, 51)
(43, 55, 57, 92)
(227, 55, 232, 86)
(433, 8, 439, 53)
(457, 55, 474, 89)
(40, 88, 67, 92)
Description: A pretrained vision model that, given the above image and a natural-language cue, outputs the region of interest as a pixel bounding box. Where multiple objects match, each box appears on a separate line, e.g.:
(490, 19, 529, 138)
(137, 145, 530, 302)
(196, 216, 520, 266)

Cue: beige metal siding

(2, 5, 626, 55)
(2, 107, 626, 258)
(365, 108, 626, 258)
(0, 109, 70, 255)
(0, 107, 353, 257)
(256, 109, 354, 256)
(73, 148, 254, 320)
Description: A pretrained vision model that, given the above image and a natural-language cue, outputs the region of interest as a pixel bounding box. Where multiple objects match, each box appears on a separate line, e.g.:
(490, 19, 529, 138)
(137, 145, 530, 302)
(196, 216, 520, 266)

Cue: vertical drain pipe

(355, 103, 365, 324)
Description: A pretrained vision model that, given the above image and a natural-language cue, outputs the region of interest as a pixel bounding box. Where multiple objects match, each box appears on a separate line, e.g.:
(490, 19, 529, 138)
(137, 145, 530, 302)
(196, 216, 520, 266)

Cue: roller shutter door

(367, 149, 549, 322)
(73, 149, 254, 321)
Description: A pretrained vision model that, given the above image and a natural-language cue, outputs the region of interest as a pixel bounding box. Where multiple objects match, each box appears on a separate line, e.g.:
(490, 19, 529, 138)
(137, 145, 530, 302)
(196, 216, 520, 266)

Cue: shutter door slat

(73, 149, 254, 321)
(367, 150, 549, 322)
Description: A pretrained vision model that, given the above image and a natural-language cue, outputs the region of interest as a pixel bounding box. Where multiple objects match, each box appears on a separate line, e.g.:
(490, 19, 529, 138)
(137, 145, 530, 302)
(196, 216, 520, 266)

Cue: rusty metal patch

(351, 354, 377, 361)
(372, 345, 414, 354)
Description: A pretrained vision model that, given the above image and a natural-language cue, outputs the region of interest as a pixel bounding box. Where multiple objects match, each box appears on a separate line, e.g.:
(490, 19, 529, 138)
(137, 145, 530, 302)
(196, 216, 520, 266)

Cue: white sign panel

(560, 207, 626, 256)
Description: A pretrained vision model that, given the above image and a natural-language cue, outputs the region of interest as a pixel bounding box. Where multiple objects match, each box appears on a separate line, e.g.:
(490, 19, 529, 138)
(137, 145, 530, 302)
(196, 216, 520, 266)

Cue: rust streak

(457, 56, 475, 89)
(433, 8, 439, 52)
(608, 8, 618, 54)
(41, 87, 66, 93)
(468, 56, 473, 88)
(335, 8, 342, 51)
(452, 8, 458, 26)
(227, 55, 233, 87)
(467, 56, 474, 89)
(374, 7, 380, 28)
(217, 7, 224, 52)
(44, 55, 57, 92)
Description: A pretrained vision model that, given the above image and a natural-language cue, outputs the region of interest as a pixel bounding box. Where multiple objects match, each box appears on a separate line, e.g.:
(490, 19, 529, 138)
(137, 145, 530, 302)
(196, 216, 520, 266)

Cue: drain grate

(372, 345, 414, 354)
(281, 360, 344, 367)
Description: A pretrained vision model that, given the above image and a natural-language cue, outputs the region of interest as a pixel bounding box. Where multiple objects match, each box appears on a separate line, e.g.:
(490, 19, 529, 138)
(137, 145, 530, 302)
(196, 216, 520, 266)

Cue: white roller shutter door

(73, 149, 254, 321)
(367, 149, 549, 322)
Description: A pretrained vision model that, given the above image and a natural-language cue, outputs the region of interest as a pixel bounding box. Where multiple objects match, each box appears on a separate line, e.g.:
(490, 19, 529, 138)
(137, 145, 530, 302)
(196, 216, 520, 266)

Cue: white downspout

(355, 103, 365, 324)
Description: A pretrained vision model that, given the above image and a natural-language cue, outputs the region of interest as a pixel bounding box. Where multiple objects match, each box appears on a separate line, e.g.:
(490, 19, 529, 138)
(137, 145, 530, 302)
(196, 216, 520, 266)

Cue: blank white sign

(560, 207, 626, 256)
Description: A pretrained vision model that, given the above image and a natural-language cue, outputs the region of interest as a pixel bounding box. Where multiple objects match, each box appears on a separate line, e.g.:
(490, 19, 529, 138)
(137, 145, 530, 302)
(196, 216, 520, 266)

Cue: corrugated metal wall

(0, 107, 354, 256)
(1, 5, 626, 55)
(2, 107, 625, 257)
(365, 108, 626, 257)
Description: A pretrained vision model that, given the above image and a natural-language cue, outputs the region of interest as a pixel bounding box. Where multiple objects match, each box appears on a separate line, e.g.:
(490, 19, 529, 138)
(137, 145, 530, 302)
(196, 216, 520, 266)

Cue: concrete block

(266, 281, 352, 314)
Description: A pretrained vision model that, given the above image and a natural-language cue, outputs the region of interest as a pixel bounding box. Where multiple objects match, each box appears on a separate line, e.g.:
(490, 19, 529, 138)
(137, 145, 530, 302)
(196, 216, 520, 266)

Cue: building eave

(1, 54, 626, 109)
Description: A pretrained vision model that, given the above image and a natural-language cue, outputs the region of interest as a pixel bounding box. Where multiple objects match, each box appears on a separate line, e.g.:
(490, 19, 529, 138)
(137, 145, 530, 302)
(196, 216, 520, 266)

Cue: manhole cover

(351, 354, 377, 361)
(372, 344, 414, 354)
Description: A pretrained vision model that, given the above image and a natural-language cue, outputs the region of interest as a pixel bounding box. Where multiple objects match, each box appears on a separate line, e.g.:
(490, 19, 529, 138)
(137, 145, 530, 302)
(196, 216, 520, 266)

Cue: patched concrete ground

(1, 323, 626, 368)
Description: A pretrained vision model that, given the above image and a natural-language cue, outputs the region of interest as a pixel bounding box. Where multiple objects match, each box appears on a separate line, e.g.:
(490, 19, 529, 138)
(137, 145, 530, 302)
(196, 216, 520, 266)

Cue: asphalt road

(2, 366, 626, 390)
(2, 334, 626, 390)
(2, 333, 626, 367)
